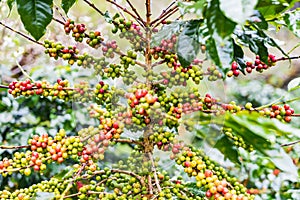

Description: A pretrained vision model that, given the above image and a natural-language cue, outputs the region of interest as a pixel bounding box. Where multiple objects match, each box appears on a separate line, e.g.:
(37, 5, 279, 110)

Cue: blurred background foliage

(0, 0, 299, 199)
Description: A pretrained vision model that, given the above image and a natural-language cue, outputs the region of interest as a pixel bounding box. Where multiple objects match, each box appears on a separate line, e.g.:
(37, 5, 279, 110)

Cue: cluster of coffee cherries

(222, 127, 254, 151)
(8, 79, 37, 97)
(150, 35, 177, 59)
(206, 65, 223, 81)
(149, 127, 175, 149)
(260, 104, 294, 123)
(112, 16, 145, 51)
(123, 70, 138, 85)
(161, 64, 204, 86)
(44, 40, 79, 65)
(64, 18, 87, 42)
(127, 86, 158, 126)
(227, 54, 277, 77)
(173, 146, 254, 200)
(102, 40, 120, 58)
(120, 50, 137, 69)
(93, 81, 113, 107)
(7, 79, 74, 101)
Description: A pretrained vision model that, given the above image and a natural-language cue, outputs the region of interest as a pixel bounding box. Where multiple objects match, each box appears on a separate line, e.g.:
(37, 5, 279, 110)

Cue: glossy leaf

(287, 77, 300, 91)
(185, 182, 206, 197)
(178, 0, 206, 15)
(256, 0, 297, 20)
(7, 0, 15, 11)
(206, 37, 221, 67)
(235, 29, 268, 63)
(219, 0, 258, 24)
(151, 21, 182, 47)
(53, 166, 74, 180)
(61, 0, 76, 14)
(215, 135, 241, 165)
(177, 20, 201, 68)
(16, 0, 53, 40)
(205, 0, 236, 38)
(249, 10, 268, 29)
(283, 9, 300, 38)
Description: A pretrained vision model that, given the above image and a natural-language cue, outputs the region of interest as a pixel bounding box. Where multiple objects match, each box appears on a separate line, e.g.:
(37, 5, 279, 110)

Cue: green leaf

(177, 20, 201, 68)
(205, 0, 236, 38)
(16, 0, 53, 40)
(53, 166, 74, 180)
(185, 182, 206, 197)
(215, 135, 241, 165)
(206, 37, 221, 67)
(235, 29, 269, 63)
(178, 0, 206, 16)
(104, 11, 112, 23)
(266, 147, 298, 181)
(219, 0, 258, 24)
(34, 192, 55, 200)
(249, 10, 268, 29)
(151, 21, 182, 47)
(61, 0, 76, 14)
(256, 0, 297, 20)
(287, 77, 300, 91)
(283, 9, 300, 38)
(7, 0, 15, 11)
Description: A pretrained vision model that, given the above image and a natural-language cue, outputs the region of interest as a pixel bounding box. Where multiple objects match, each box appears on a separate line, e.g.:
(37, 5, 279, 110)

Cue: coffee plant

(0, 0, 299, 199)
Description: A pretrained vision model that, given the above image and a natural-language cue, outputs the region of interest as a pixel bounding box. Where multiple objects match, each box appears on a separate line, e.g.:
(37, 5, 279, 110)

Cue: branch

(0, 144, 30, 149)
(148, 153, 162, 193)
(275, 55, 300, 62)
(113, 138, 143, 146)
(146, 0, 152, 25)
(0, 85, 9, 89)
(151, 1, 177, 25)
(0, 22, 43, 46)
(83, 0, 105, 16)
(281, 140, 300, 147)
(106, 0, 145, 28)
(153, 7, 179, 28)
(126, 0, 146, 26)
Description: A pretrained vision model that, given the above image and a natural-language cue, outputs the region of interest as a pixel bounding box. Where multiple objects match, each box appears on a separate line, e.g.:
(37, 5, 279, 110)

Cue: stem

(83, 0, 105, 16)
(153, 7, 179, 28)
(287, 44, 300, 55)
(148, 153, 162, 193)
(275, 55, 300, 62)
(151, 1, 177, 25)
(16, 61, 34, 82)
(0, 85, 9, 89)
(126, 0, 146, 27)
(281, 140, 300, 147)
(0, 22, 43, 46)
(0, 145, 30, 149)
(113, 138, 143, 146)
(106, 0, 145, 28)
(53, 17, 65, 25)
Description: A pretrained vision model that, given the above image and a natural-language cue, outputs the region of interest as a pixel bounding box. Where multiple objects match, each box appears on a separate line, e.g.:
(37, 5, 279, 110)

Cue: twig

(55, 5, 66, 22)
(0, 22, 43, 46)
(153, 7, 179, 28)
(275, 55, 300, 62)
(83, 0, 105, 16)
(151, 0, 177, 25)
(148, 174, 153, 194)
(281, 140, 300, 147)
(0, 85, 9, 89)
(53, 17, 65, 25)
(16, 61, 34, 82)
(113, 138, 143, 146)
(0, 144, 30, 149)
(148, 153, 162, 193)
(106, 0, 145, 28)
(126, 0, 146, 26)
(146, 0, 152, 25)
